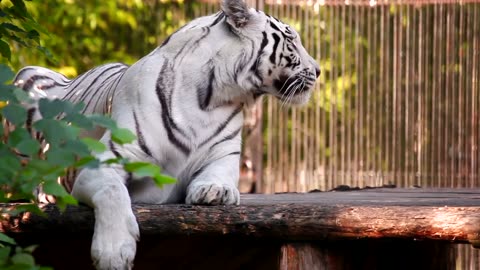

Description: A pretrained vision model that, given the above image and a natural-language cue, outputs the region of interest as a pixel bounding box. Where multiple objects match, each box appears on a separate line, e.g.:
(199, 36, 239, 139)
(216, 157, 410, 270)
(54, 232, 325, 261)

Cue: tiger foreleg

(186, 153, 241, 205)
(71, 153, 139, 270)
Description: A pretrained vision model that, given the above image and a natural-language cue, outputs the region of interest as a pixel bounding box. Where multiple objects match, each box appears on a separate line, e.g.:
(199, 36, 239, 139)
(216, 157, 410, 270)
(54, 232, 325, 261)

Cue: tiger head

(222, 0, 320, 105)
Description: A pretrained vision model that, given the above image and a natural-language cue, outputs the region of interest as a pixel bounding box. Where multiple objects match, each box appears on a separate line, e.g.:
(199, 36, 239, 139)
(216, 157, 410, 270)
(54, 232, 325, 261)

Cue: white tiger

(14, 0, 320, 269)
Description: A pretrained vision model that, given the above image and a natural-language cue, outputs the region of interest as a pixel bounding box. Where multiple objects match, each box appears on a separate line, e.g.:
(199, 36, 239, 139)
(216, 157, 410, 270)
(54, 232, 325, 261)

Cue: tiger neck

(155, 23, 261, 110)
(171, 77, 246, 130)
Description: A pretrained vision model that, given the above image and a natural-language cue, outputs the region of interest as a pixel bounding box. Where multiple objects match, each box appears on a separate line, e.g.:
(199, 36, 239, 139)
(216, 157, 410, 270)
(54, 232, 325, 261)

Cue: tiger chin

(14, 0, 319, 269)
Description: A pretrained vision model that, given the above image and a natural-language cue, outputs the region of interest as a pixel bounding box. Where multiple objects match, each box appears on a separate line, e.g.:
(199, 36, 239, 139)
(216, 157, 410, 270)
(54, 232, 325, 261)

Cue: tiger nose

(315, 66, 321, 78)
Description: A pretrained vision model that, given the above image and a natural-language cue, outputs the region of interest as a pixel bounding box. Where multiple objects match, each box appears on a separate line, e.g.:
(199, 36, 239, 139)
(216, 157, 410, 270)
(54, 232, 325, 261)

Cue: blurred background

(5, 0, 480, 268)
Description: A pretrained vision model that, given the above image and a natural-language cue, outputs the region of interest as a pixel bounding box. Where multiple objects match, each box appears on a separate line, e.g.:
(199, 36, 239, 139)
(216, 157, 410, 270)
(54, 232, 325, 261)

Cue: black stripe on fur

(199, 106, 242, 148)
(197, 68, 215, 110)
(21, 75, 62, 91)
(109, 139, 121, 158)
(210, 127, 242, 150)
(249, 31, 268, 81)
(269, 32, 281, 65)
(210, 12, 226, 27)
(155, 61, 190, 155)
(133, 111, 153, 157)
(81, 65, 128, 114)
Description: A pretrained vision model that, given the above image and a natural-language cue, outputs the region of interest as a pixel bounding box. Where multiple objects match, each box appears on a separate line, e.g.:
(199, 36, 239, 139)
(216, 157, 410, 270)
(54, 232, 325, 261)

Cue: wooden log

(26, 235, 282, 270)
(279, 241, 457, 270)
(280, 244, 325, 270)
(2, 189, 480, 247)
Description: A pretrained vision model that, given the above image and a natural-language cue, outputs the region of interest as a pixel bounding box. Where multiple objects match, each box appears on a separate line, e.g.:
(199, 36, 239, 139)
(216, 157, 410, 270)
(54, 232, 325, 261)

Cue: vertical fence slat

(417, 4, 424, 187)
(431, 2, 439, 187)
(474, 3, 480, 187)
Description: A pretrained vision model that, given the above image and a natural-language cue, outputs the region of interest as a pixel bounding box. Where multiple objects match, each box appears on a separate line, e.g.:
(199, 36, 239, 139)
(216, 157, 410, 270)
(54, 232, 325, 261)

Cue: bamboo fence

(236, 0, 480, 195)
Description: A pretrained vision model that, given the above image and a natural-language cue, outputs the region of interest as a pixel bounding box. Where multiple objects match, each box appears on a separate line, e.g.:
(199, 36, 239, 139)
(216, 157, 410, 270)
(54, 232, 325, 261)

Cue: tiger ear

(221, 0, 250, 28)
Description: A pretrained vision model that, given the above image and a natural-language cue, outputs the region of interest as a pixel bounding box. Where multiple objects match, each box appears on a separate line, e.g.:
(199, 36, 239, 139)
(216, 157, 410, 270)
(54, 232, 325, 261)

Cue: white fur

(14, 1, 320, 268)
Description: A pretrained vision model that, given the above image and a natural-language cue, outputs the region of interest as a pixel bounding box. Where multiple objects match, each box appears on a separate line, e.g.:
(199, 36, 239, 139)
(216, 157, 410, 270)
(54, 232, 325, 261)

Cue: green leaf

(0, 64, 15, 83)
(42, 181, 68, 197)
(12, 87, 29, 102)
(111, 128, 136, 145)
(0, 233, 16, 245)
(41, 168, 66, 183)
(7, 128, 31, 148)
(0, 154, 21, 178)
(8, 33, 29, 48)
(11, 252, 35, 266)
(0, 246, 11, 265)
(1, 22, 26, 33)
(55, 194, 77, 207)
(63, 113, 94, 130)
(9, 0, 30, 20)
(45, 147, 75, 167)
(26, 30, 40, 41)
(74, 156, 100, 168)
(63, 140, 90, 158)
(26, 159, 54, 175)
(7, 128, 39, 156)
(19, 180, 38, 196)
(65, 102, 84, 115)
(18, 166, 42, 180)
(1, 103, 27, 126)
(153, 174, 176, 186)
(102, 157, 127, 165)
(88, 114, 117, 130)
(0, 190, 9, 203)
(0, 89, 16, 103)
(34, 119, 80, 143)
(124, 162, 159, 176)
(38, 99, 65, 119)
(0, 39, 11, 61)
(22, 245, 38, 254)
(19, 14, 50, 35)
(11, 204, 45, 217)
(81, 137, 106, 153)
(15, 138, 40, 156)
(123, 162, 176, 186)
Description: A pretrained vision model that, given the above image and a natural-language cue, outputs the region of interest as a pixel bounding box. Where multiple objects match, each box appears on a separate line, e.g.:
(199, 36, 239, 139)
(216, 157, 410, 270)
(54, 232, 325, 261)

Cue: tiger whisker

(287, 78, 303, 101)
(281, 78, 302, 108)
(278, 73, 299, 94)
(279, 82, 296, 104)
(283, 86, 297, 107)
(279, 78, 300, 108)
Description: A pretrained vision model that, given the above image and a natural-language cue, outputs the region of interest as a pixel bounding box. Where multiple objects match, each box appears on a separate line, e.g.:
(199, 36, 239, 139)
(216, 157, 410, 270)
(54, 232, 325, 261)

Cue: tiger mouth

(273, 74, 316, 96)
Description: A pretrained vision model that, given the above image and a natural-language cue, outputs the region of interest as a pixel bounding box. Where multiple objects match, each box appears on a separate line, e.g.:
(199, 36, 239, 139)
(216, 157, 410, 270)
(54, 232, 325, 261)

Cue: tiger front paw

(91, 210, 139, 270)
(186, 181, 240, 205)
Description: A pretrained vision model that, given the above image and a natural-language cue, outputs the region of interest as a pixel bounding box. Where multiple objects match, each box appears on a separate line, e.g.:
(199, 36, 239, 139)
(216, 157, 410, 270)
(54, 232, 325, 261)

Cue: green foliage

(0, 65, 176, 269)
(124, 162, 176, 187)
(1, 1, 179, 268)
(0, 63, 176, 207)
(0, 0, 52, 63)
(0, 232, 50, 270)
(8, 0, 201, 76)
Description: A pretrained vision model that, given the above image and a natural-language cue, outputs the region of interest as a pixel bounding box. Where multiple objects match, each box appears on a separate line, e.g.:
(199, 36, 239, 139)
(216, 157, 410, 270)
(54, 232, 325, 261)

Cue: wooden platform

(2, 188, 480, 269)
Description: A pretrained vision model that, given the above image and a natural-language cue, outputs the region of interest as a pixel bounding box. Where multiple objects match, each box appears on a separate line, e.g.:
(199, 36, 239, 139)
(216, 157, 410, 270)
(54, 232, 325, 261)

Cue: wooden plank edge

(1, 203, 480, 247)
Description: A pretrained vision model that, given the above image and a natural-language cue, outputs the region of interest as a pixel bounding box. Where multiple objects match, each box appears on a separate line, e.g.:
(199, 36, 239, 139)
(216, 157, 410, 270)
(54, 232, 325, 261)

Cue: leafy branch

(0, 0, 52, 62)
(0, 63, 176, 268)
(0, 1, 175, 269)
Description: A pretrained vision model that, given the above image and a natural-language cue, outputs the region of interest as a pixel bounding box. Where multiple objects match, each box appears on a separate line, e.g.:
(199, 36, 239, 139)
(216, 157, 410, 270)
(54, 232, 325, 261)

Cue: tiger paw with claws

(186, 181, 240, 205)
